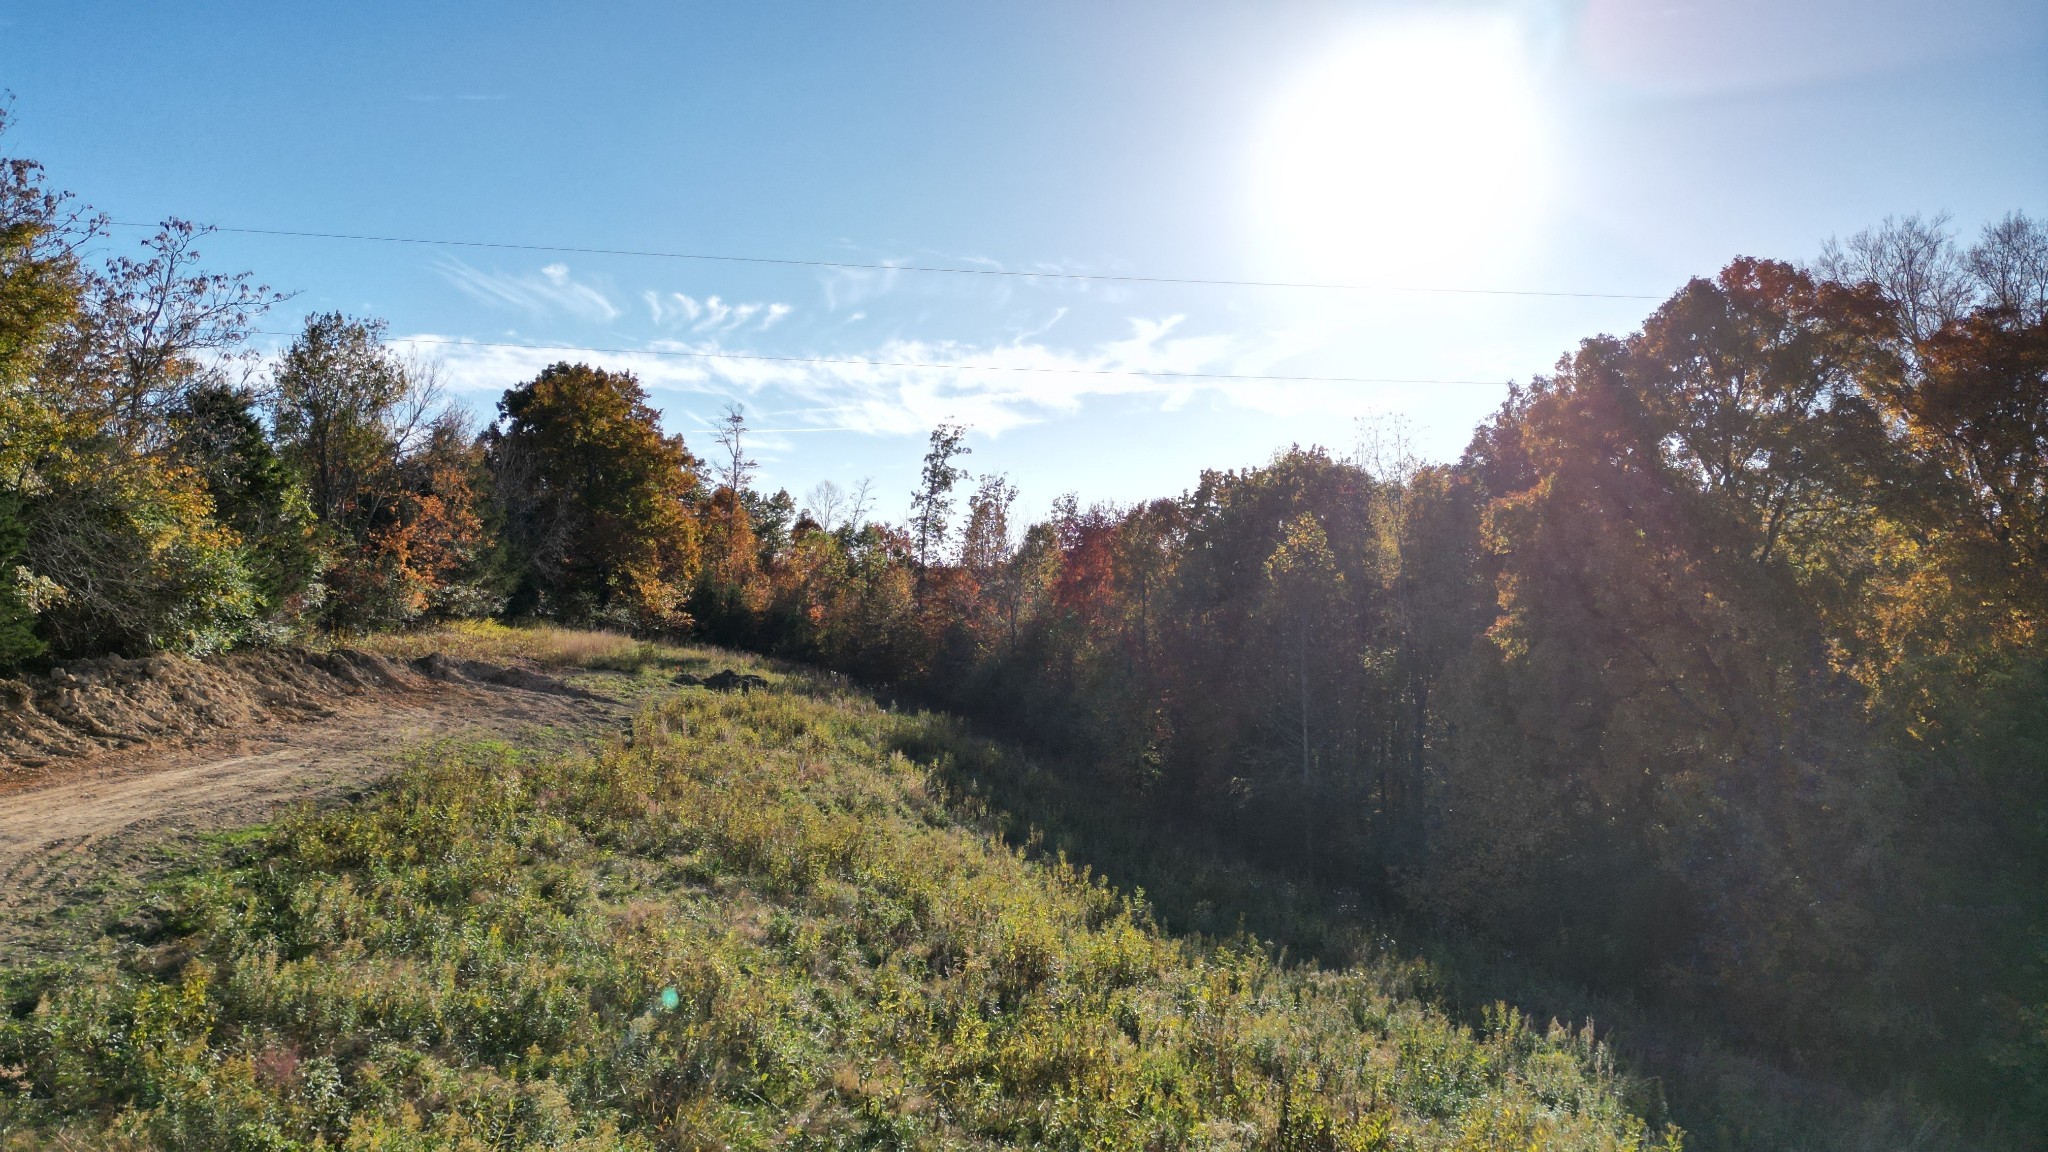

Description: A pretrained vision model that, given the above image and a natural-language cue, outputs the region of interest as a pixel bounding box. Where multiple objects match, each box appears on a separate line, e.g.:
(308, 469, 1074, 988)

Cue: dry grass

(351, 620, 673, 672)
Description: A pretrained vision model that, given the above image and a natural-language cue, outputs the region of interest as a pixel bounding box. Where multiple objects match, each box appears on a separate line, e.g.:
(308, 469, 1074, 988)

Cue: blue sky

(3, 0, 2044, 520)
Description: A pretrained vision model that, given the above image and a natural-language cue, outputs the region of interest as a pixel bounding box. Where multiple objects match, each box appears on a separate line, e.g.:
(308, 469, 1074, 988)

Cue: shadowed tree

(1262, 511, 1345, 876)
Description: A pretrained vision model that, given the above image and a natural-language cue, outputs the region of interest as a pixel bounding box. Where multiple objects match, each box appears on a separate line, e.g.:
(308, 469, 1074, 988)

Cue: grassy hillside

(0, 651, 1673, 1150)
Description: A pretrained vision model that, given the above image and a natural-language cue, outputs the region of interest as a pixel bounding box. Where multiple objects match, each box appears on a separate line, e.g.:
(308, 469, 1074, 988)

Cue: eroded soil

(0, 668, 649, 958)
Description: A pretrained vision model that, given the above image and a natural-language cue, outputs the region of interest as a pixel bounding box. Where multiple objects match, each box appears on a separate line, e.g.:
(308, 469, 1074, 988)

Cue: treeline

(7, 118, 2048, 1129)
(668, 225, 2048, 1128)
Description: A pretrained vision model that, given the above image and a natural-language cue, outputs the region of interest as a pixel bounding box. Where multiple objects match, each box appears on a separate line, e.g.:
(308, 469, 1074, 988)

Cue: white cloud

(437, 259, 621, 323)
(815, 251, 1137, 313)
(390, 335, 711, 400)
(643, 290, 793, 333)
(820, 265, 902, 312)
(395, 314, 1419, 438)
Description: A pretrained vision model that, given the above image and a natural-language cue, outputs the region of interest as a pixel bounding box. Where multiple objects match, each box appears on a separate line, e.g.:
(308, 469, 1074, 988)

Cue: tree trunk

(1300, 616, 1313, 879)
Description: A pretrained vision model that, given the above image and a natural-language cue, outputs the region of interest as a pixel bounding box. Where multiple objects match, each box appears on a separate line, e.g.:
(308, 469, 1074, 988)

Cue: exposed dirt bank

(0, 648, 599, 783)
(0, 648, 635, 956)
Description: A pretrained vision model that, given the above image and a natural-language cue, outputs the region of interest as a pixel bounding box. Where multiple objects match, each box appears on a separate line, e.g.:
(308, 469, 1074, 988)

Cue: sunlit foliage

(488, 362, 703, 633)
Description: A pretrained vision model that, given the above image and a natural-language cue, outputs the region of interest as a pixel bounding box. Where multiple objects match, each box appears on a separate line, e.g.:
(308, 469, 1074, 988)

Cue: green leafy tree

(909, 422, 971, 580)
(3, 178, 276, 655)
(1261, 511, 1346, 874)
(167, 382, 320, 619)
(0, 110, 84, 664)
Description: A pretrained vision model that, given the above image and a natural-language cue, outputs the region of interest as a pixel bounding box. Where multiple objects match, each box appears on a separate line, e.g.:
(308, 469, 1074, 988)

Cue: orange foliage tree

(488, 362, 701, 631)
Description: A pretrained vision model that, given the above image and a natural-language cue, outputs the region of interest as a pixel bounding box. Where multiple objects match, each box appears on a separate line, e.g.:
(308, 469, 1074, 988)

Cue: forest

(5, 113, 2047, 1138)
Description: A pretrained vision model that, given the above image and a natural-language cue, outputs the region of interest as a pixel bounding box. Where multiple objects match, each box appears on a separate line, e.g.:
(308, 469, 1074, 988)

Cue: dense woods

(6, 117, 2048, 1136)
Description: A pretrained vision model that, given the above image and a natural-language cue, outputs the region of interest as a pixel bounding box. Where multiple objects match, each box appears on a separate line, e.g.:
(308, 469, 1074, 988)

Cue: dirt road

(0, 676, 636, 955)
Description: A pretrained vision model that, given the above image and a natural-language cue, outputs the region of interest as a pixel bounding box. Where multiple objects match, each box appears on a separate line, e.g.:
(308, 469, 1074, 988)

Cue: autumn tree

(490, 362, 701, 630)
(269, 313, 485, 632)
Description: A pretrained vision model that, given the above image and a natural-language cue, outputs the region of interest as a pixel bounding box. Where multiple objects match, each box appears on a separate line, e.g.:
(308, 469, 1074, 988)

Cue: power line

(254, 331, 1511, 387)
(117, 219, 1662, 301)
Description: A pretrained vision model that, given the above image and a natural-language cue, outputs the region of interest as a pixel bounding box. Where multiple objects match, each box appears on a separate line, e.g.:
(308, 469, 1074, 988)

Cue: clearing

(0, 625, 718, 958)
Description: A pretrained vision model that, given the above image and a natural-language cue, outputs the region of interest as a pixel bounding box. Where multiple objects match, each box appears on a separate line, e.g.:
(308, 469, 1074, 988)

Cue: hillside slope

(0, 666, 1673, 1150)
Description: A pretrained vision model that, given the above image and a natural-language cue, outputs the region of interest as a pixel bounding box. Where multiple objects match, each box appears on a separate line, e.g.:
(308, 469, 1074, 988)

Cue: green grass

(905, 712, 1933, 1152)
(0, 672, 1676, 1151)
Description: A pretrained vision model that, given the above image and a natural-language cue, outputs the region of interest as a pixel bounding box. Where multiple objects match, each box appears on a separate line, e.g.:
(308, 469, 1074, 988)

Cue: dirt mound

(675, 668, 770, 693)
(409, 653, 604, 700)
(0, 648, 594, 780)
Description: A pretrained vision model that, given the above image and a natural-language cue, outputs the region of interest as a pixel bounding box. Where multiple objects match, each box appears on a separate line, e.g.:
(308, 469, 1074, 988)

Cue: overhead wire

(114, 219, 1663, 301)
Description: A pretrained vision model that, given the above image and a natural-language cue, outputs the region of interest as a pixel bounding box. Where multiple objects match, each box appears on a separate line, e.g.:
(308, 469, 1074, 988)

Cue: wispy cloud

(813, 248, 1136, 313)
(642, 291, 794, 334)
(437, 259, 620, 323)
(397, 314, 1416, 438)
(819, 265, 903, 312)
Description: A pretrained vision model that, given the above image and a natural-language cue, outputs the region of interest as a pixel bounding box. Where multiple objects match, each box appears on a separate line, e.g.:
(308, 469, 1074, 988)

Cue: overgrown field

(0, 671, 1675, 1150)
(350, 620, 676, 676)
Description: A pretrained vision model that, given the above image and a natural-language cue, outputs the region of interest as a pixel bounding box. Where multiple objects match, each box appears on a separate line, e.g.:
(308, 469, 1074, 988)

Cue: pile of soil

(0, 649, 594, 779)
(674, 668, 769, 693)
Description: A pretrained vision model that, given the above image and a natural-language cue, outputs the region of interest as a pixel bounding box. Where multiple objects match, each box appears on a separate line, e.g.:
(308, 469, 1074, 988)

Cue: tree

(1910, 309, 2048, 582)
(698, 403, 763, 605)
(843, 477, 876, 538)
(1351, 412, 1421, 484)
(270, 313, 475, 632)
(490, 362, 701, 629)
(0, 491, 56, 665)
(959, 472, 1016, 576)
(742, 487, 797, 563)
(0, 109, 85, 663)
(167, 381, 320, 617)
(712, 402, 757, 503)
(1262, 512, 1346, 875)
(803, 479, 847, 533)
(1632, 258, 1895, 569)
(909, 423, 970, 579)
(2, 137, 277, 656)
(74, 222, 280, 447)
(1818, 213, 1975, 348)
(1967, 211, 2048, 323)
(269, 313, 420, 526)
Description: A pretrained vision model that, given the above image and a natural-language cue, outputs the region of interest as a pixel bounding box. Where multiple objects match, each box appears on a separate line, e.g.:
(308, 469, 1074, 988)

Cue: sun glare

(1251, 18, 1549, 282)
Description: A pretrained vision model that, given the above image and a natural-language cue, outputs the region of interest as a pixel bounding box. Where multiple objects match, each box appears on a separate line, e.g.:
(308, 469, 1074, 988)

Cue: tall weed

(1, 681, 1677, 1150)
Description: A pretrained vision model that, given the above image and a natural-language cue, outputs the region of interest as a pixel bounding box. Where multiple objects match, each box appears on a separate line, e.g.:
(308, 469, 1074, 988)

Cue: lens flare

(1251, 17, 1550, 282)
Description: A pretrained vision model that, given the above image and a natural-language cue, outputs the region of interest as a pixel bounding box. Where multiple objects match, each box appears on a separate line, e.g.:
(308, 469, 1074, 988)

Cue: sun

(1250, 17, 1549, 283)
